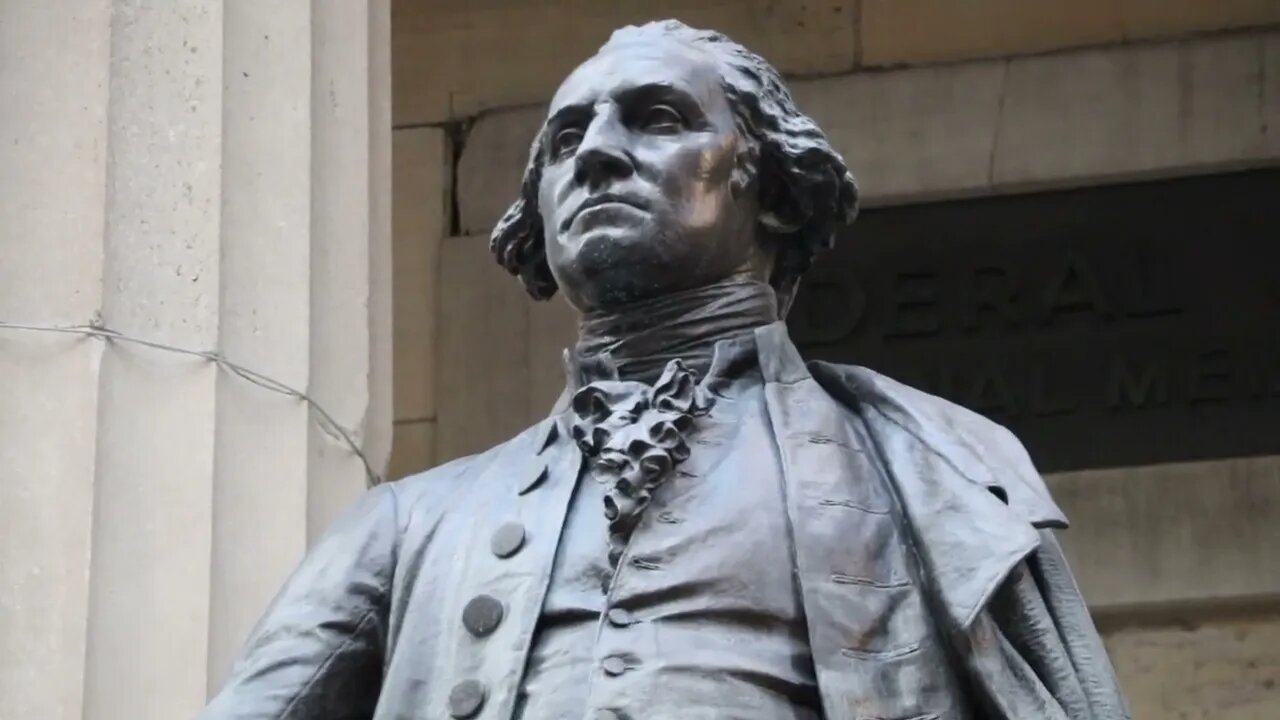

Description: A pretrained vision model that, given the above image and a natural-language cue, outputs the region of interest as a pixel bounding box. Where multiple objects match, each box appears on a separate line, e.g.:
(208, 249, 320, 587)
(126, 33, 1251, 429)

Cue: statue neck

(574, 278, 779, 383)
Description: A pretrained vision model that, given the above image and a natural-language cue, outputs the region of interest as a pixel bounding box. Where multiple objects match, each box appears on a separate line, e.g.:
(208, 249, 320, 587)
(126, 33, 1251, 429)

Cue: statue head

(490, 20, 858, 315)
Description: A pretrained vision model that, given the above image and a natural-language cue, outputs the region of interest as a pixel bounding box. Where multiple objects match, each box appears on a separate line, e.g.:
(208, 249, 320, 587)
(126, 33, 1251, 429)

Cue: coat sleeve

(200, 483, 402, 720)
(960, 530, 1132, 720)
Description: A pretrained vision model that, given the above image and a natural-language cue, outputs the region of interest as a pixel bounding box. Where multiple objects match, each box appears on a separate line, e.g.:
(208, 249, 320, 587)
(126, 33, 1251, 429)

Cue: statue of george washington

(203, 20, 1129, 720)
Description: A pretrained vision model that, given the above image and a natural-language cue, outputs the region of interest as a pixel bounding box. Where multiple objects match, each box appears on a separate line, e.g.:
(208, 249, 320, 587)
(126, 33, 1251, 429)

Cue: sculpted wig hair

(490, 19, 859, 307)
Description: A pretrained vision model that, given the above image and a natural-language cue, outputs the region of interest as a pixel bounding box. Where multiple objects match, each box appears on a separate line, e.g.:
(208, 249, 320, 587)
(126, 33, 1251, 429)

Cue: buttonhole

(818, 498, 890, 515)
(839, 642, 921, 661)
(830, 573, 910, 589)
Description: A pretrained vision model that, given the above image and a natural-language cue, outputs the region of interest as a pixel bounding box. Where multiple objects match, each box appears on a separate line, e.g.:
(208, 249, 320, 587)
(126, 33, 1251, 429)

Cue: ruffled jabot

(567, 333, 758, 568)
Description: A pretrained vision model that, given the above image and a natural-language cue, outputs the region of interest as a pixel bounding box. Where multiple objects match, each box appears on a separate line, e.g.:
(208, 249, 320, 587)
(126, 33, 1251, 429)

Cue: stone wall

(386, 2, 1280, 717)
(391, 0, 1280, 126)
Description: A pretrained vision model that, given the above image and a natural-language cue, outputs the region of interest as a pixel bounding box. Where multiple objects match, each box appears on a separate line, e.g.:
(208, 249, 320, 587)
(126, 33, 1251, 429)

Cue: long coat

(202, 323, 1130, 719)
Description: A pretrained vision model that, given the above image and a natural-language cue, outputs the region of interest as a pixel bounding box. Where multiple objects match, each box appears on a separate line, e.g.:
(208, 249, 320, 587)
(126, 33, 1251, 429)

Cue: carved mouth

(562, 193, 648, 233)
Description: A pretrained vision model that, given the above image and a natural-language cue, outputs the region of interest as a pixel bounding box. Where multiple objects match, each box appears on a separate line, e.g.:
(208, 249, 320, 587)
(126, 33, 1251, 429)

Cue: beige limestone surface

(392, 128, 449, 425)
(393, 0, 1280, 125)
(0, 4, 110, 719)
(860, 0, 1280, 67)
(392, 0, 857, 125)
(0, 2, 392, 717)
(1105, 609, 1280, 719)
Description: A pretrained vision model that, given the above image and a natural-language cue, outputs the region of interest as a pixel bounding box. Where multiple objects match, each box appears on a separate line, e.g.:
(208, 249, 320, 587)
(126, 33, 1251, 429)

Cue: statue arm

(200, 482, 402, 720)
(961, 531, 1132, 720)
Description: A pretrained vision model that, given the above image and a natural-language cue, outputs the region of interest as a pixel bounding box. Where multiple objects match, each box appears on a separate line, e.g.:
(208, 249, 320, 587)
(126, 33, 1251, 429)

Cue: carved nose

(573, 123, 634, 188)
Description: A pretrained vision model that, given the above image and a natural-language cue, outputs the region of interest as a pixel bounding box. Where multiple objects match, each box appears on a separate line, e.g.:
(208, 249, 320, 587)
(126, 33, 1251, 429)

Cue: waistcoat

(517, 336, 823, 719)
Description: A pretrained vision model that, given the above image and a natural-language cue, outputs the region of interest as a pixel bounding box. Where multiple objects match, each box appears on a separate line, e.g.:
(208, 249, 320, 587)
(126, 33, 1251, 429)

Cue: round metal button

(490, 521, 526, 558)
(602, 655, 627, 676)
(448, 679, 486, 718)
(462, 594, 504, 637)
(606, 608, 635, 627)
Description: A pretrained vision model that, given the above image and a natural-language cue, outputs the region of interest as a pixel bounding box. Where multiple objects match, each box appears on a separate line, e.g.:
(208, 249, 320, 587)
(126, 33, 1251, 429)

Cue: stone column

(0, 2, 391, 719)
(0, 4, 111, 719)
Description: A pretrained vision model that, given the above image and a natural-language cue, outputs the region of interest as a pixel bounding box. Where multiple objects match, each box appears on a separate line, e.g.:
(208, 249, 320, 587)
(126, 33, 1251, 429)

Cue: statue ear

(755, 151, 808, 235)
(729, 135, 758, 200)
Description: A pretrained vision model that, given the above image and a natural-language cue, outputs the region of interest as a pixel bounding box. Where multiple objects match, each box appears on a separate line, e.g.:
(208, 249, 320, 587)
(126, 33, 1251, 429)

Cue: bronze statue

(204, 20, 1129, 720)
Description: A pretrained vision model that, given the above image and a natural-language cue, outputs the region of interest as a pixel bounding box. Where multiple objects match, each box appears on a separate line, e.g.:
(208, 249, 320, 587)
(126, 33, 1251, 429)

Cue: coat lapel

(757, 323, 969, 720)
(810, 360, 1063, 631)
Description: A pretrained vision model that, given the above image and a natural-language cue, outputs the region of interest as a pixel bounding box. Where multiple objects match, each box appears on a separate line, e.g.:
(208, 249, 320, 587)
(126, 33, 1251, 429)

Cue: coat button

(606, 608, 635, 627)
(490, 521, 526, 558)
(602, 655, 627, 676)
(448, 679, 486, 718)
(462, 594, 504, 637)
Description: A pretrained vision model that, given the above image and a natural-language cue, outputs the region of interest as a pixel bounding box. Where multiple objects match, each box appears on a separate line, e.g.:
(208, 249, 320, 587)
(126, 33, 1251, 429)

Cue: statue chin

(553, 225, 697, 311)
(558, 257, 676, 311)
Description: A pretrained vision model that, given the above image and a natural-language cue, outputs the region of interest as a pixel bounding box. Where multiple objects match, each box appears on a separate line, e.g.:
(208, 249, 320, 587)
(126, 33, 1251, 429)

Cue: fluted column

(0, 2, 391, 718)
(0, 4, 111, 719)
(208, 0, 311, 693)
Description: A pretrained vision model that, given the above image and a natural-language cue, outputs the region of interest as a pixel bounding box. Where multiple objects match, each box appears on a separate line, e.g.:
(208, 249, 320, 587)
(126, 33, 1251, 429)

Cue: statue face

(537, 39, 769, 312)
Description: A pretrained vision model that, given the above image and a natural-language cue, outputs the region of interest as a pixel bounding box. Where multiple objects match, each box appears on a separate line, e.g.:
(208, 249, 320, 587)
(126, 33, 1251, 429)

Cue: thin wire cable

(0, 319, 382, 486)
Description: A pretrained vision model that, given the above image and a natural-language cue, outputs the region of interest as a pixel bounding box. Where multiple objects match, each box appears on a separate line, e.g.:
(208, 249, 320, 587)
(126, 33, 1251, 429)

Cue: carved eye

(552, 127, 584, 158)
(640, 104, 683, 133)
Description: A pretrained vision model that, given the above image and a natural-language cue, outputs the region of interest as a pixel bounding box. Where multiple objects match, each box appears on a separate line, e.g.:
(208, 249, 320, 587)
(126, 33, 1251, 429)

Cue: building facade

(2, 1, 1279, 718)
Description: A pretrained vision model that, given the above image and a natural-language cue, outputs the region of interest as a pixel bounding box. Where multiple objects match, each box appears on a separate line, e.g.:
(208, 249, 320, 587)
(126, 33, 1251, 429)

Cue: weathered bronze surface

(203, 20, 1129, 719)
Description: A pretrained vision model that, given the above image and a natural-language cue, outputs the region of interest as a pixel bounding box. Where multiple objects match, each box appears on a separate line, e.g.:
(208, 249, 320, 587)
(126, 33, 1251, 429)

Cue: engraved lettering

(1188, 349, 1233, 403)
(1106, 357, 1169, 409)
(787, 172, 1280, 474)
(1041, 253, 1115, 326)
(968, 363, 1017, 416)
(790, 269, 865, 345)
(963, 265, 1020, 333)
(884, 272, 941, 340)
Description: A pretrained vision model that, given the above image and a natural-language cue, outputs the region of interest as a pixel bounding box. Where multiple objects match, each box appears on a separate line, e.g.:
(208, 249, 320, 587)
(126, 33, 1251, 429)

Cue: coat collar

(807, 359, 1067, 531)
(753, 321, 1066, 630)
(751, 320, 1065, 528)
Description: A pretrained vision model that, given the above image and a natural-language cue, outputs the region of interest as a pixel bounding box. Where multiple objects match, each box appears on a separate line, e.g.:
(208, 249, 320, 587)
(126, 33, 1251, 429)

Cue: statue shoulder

(383, 417, 557, 516)
(808, 360, 1067, 529)
(808, 359, 1013, 437)
(808, 360, 1070, 629)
